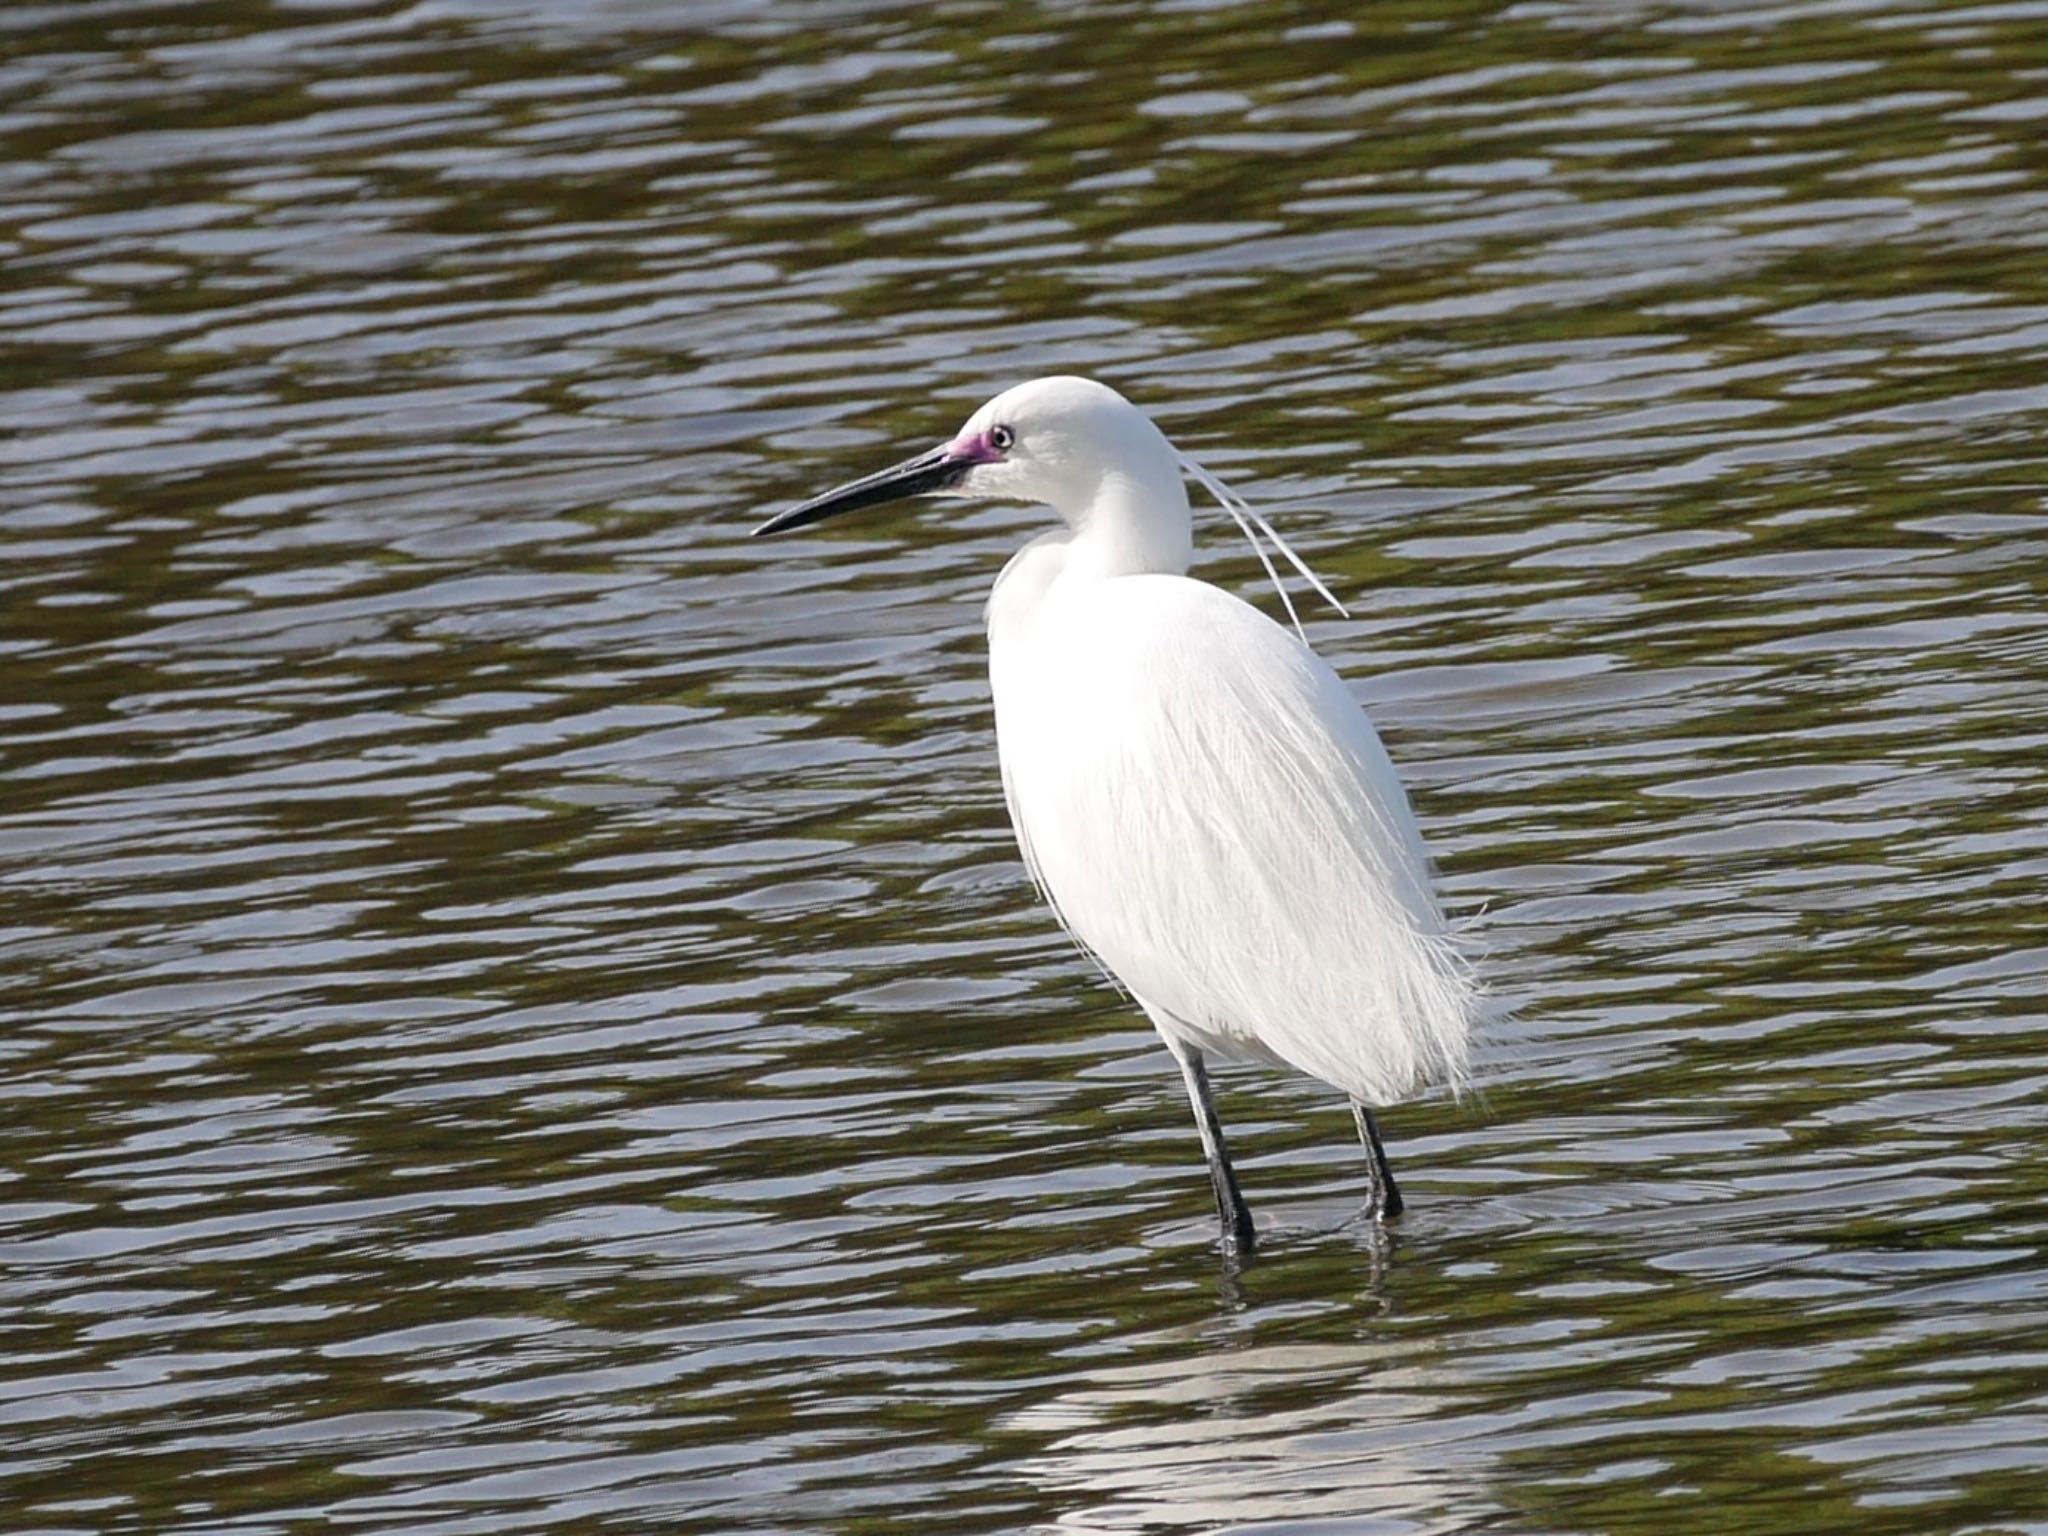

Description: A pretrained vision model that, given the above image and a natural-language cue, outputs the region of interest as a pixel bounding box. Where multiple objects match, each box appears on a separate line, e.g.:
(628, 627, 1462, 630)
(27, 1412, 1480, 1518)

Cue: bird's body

(987, 562, 1467, 1106)
(757, 375, 1476, 1251)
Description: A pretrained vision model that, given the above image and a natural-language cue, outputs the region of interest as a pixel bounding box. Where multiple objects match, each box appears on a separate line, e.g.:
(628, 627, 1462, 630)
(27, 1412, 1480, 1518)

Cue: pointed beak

(753, 443, 976, 537)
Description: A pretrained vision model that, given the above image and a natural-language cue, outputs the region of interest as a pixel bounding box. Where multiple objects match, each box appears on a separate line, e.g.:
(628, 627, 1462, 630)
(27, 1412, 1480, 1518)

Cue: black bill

(753, 445, 969, 537)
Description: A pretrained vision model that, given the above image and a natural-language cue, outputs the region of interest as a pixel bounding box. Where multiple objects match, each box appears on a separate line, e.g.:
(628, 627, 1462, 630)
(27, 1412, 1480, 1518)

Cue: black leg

(1170, 1042, 1257, 1253)
(1350, 1100, 1405, 1221)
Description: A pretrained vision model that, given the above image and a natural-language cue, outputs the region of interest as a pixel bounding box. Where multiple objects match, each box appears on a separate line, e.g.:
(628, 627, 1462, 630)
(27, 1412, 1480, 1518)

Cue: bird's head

(754, 375, 1186, 538)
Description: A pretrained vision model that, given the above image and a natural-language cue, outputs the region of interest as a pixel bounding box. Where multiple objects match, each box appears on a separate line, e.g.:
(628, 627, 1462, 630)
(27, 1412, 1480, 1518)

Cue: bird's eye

(989, 425, 1015, 452)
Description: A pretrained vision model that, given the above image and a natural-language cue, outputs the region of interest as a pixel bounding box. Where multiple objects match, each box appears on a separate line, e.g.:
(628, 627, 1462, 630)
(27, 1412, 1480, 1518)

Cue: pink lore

(947, 427, 1007, 463)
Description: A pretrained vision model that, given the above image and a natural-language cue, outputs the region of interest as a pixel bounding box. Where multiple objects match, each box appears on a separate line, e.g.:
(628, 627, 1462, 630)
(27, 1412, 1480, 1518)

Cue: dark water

(5, 2, 2047, 1531)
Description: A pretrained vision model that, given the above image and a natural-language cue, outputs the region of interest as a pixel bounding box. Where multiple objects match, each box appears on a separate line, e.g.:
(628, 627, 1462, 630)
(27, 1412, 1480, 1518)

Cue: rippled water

(5, 2, 2048, 1531)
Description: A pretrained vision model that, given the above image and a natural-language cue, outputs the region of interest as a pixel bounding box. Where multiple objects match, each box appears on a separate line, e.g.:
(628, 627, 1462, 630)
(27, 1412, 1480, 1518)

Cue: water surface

(4, 1, 2047, 1532)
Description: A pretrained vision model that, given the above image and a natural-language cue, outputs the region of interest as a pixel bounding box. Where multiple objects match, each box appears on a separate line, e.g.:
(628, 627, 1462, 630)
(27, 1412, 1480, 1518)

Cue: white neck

(1060, 464, 1193, 581)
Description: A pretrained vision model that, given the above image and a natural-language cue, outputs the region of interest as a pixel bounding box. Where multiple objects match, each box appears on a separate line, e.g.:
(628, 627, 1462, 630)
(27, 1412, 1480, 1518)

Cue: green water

(3, 1, 2046, 1532)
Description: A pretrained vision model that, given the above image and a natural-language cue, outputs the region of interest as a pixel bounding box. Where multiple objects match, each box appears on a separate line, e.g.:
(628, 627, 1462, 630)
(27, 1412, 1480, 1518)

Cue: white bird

(756, 376, 1475, 1252)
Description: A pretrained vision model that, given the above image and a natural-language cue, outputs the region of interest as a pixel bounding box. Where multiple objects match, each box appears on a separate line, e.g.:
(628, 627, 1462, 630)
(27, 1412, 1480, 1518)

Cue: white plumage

(758, 374, 1476, 1252)
(990, 571, 1470, 1104)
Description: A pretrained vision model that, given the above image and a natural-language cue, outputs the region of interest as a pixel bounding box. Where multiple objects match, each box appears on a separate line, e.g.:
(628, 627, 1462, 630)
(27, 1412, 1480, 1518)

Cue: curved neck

(1061, 465, 1193, 580)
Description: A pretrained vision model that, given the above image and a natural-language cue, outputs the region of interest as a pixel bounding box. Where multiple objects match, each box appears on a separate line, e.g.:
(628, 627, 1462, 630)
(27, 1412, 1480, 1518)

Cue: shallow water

(4, 2, 2047, 1532)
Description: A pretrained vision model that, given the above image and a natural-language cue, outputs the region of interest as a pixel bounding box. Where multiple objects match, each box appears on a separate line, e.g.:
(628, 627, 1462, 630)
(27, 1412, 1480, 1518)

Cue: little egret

(755, 376, 1474, 1252)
